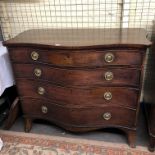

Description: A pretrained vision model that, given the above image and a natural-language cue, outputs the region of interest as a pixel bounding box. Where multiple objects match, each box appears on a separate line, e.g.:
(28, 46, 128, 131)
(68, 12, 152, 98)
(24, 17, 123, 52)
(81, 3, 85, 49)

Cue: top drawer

(9, 48, 143, 67)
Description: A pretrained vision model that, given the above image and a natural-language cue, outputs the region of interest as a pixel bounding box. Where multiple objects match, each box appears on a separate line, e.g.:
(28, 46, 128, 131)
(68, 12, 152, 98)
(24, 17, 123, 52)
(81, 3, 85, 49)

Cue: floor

(4, 105, 149, 148)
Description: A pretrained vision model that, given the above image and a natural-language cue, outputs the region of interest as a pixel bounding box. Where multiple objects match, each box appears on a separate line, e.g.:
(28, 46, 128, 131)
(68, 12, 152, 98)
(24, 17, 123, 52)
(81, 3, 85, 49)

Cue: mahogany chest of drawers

(3, 28, 151, 148)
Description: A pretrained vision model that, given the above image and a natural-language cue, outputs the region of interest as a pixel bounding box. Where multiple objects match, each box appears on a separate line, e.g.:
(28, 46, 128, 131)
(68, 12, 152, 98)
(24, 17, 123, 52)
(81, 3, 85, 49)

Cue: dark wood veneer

(17, 79, 139, 109)
(13, 64, 141, 87)
(4, 28, 151, 148)
(4, 28, 151, 48)
(9, 48, 143, 67)
(21, 98, 136, 128)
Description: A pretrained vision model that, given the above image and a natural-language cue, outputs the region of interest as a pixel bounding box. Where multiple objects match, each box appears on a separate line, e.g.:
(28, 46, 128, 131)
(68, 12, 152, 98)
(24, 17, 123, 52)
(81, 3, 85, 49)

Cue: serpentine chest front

(3, 28, 151, 148)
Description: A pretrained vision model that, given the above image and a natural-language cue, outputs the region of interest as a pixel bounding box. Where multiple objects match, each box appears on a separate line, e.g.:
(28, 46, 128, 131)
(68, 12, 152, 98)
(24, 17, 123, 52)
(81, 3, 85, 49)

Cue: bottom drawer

(21, 98, 137, 129)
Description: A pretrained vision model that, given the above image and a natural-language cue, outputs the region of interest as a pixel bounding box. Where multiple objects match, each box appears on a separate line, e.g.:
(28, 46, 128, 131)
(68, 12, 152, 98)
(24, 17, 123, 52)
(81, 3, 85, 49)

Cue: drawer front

(17, 79, 139, 109)
(13, 64, 141, 87)
(21, 98, 136, 128)
(9, 48, 143, 67)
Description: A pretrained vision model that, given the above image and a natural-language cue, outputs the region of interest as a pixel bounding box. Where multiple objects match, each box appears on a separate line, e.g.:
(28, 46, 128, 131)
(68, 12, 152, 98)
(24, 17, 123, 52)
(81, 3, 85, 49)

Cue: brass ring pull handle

(104, 92, 112, 100)
(34, 68, 42, 77)
(38, 87, 45, 95)
(41, 106, 48, 114)
(104, 53, 115, 63)
(103, 112, 111, 120)
(31, 51, 39, 61)
(104, 72, 113, 81)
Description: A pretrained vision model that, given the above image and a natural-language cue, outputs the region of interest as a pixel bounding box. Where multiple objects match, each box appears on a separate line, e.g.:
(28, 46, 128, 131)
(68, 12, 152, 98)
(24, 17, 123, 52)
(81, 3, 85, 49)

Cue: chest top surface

(3, 28, 151, 49)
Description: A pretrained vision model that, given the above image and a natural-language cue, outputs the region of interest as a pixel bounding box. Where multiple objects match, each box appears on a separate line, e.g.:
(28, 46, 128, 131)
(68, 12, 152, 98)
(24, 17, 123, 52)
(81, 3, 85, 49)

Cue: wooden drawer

(21, 98, 136, 129)
(9, 48, 143, 67)
(17, 79, 139, 109)
(13, 64, 141, 87)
